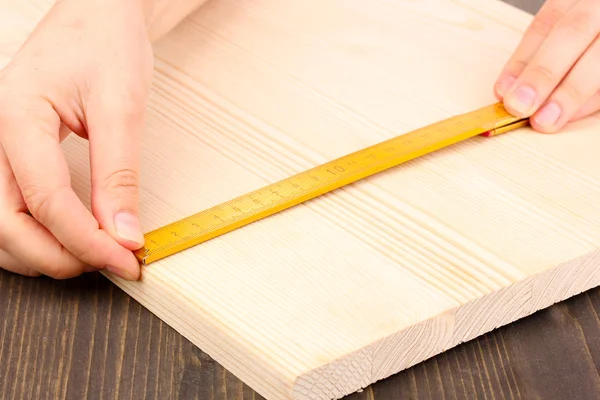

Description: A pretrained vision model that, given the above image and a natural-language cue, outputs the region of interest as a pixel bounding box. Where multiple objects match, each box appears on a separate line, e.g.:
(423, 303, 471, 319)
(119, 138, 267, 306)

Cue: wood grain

(5, 0, 600, 399)
(97, 1, 600, 398)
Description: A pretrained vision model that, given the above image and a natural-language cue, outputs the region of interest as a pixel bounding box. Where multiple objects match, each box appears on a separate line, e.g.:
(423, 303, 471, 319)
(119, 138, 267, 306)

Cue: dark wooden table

(7, 1, 599, 399)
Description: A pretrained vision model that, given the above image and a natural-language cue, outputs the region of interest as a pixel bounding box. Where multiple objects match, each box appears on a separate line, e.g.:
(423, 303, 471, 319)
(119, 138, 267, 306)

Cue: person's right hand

(494, 0, 600, 133)
(0, 0, 155, 280)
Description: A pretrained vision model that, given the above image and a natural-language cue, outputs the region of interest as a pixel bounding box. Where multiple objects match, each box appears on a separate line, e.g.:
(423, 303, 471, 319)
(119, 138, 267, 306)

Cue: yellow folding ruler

(134, 102, 528, 265)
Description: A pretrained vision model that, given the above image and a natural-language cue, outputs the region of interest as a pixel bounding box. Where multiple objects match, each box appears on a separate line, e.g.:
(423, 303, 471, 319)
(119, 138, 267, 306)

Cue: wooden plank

(3, 1, 600, 399)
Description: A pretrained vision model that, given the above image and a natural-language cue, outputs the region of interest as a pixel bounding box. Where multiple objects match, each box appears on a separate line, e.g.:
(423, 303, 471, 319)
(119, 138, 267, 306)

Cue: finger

(494, 0, 579, 99)
(572, 92, 600, 121)
(86, 81, 148, 251)
(4, 212, 90, 279)
(0, 249, 41, 277)
(0, 99, 140, 280)
(83, 265, 103, 273)
(0, 146, 87, 279)
(58, 122, 72, 142)
(502, 0, 600, 118)
(0, 143, 27, 213)
(529, 34, 600, 132)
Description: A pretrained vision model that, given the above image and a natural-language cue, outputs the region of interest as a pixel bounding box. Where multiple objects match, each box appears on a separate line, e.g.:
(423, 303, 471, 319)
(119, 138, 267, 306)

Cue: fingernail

(506, 85, 537, 115)
(105, 265, 139, 280)
(533, 101, 561, 128)
(496, 75, 516, 97)
(114, 211, 144, 245)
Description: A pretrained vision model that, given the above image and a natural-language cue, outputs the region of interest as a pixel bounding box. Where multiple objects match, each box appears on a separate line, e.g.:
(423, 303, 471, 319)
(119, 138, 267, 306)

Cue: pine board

(3, 1, 600, 399)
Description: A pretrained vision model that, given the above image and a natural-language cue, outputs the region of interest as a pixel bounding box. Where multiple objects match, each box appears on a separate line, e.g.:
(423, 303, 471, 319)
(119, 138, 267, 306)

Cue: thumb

(87, 95, 146, 251)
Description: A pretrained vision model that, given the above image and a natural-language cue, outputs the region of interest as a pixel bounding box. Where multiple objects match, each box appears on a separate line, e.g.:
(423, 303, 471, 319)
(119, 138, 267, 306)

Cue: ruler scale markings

(135, 102, 528, 264)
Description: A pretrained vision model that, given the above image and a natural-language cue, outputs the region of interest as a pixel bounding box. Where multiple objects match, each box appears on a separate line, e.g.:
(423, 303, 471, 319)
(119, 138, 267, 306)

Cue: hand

(0, 0, 155, 280)
(494, 0, 600, 133)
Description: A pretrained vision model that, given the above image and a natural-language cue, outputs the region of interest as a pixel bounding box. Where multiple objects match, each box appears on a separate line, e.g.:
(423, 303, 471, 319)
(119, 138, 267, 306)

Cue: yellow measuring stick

(134, 102, 528, 265)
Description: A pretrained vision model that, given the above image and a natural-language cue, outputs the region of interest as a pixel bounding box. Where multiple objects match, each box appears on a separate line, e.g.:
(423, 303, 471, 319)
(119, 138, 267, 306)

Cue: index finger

(0, 99, 140, 280)
(494, 0, 577, 99)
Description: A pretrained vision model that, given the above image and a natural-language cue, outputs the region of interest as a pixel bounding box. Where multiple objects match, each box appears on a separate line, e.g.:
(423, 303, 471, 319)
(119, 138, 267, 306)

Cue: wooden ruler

(134, 102, 528, 265)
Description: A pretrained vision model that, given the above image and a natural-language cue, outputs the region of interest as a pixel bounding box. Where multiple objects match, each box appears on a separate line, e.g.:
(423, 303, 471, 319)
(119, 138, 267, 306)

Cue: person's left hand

(494, 0, 600, 133)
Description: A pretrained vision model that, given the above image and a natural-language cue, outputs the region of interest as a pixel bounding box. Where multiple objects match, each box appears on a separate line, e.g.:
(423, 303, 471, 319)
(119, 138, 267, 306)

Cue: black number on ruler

(270, 189, 284, 198)
(327, 166, 345, 174)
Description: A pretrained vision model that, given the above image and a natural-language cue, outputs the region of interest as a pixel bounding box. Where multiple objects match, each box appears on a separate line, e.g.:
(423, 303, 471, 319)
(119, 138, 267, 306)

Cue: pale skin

(0, 0, 595, 281)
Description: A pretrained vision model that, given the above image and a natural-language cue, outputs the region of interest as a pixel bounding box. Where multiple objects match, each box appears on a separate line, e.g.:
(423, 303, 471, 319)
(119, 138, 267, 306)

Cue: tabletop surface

(5, 0, 600, 399)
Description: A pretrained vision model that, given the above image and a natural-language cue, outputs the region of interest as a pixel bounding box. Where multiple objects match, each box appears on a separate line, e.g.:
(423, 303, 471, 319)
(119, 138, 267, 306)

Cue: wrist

(136, 0, 161, 38)
(54, 0, 209, 42)
(139, 0, 212, 42)
(54, 0, 157, 36)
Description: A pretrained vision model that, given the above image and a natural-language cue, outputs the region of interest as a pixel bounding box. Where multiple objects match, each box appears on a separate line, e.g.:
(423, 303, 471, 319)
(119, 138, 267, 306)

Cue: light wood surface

(3, 1, 600, 399)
